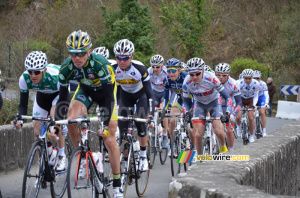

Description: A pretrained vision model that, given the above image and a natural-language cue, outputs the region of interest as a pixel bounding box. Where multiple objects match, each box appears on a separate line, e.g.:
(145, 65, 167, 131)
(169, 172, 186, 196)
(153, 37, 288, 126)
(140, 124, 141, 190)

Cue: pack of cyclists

(11, 29, 271, 198)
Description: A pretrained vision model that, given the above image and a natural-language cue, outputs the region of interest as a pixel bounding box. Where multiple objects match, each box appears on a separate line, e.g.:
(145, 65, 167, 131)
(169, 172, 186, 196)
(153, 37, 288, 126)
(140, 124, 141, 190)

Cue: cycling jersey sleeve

(18, 91, 29, 115)
(183, 96, 193, 112)
(253, 90, 259, 107)
(219, 89, 232, 113)
(54, 86, 70, 120)
(139, 67, 154, 115)
(264, 90, 269, 105)
(233, 94, 242, 115)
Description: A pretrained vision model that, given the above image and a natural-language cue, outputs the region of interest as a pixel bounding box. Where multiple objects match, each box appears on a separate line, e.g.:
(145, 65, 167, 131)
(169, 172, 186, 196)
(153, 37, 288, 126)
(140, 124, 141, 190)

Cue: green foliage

(159, 0, 210, 60)
(230, 58, 269, 80)
(96, 0, 156, 60)
(53, 0, 65, 10)
(0, 96, 33, 125)
(133, 52, 152, 68)
(16, 0, 32, 13)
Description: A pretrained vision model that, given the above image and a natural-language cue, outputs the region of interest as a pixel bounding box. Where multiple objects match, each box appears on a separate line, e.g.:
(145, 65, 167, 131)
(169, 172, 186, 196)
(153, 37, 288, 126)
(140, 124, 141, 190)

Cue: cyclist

(182, 58, 231, 156)
(236, 69, 260, 143)
(113, 39, 154, 172)
(148, 54, 168, 149)
(0, 70, 5, 111)
(12, 51, 70, 171)
(253, 70, 269, 137)
(162, 58, 193, 153)
(54, 30, 122, 197)
(215, 63, 242, 150)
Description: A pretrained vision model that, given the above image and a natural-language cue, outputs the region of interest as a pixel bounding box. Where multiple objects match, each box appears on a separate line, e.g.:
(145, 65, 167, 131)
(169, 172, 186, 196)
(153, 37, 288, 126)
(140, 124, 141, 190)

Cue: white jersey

(257, 80, 268, 96)
(114, 60, 150, 94)
(147, 66, 168, 92)
(221, 77, 240, 106)
(183, 71, 224, 104)
(238, 79, 260, 99)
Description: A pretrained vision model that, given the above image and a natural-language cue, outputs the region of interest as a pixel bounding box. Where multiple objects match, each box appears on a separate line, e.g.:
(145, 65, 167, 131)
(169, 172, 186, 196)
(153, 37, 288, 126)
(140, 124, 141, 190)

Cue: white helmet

(181, 62, 187, 70)
(239, 73, 244, 79)
(253, 70, 261, 78)
(242, 69, 254, 77)
(24, 51, 48, 71)
(113, 39, 134, 56)
(150, 54, 164, 66)
(215, 63, 231, 73)
(93, 47, 109, 59)
(186, 57, 205, 72)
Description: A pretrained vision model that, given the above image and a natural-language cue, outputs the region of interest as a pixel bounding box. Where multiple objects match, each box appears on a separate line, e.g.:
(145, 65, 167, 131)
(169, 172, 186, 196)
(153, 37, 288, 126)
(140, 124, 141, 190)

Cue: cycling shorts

(257, 95, 266, 107)
(72, 83, 118, 121)
(194, 98, 222, 119)
(33, 92, 59, 118)
(241, 97, 254, 108)
(153, 90, 164, 108)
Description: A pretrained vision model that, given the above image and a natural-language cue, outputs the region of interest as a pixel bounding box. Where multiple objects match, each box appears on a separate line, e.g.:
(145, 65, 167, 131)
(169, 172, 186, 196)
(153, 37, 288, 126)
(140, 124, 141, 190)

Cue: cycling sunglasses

(152, 66, 161, 69)
(244, 77, 252, 80)
(116, 56, 130, 61)
(28, 70, 42, 75)
(167, 69, 178, 74)
(189, 72, 202, 77)
(216, 74, 229, 78)
(69, 52, 87, 58)
(253, 77, 260, 80)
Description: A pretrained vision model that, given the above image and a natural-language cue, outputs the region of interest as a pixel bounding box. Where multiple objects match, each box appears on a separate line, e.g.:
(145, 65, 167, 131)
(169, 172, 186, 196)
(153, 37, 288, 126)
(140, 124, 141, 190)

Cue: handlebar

(118, 116, 148, 123)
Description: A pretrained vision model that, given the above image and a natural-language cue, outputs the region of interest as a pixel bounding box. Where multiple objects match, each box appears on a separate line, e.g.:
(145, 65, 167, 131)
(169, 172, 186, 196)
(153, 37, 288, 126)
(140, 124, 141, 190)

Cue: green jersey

(58, 53, 112, 91)
(19, 64, 60, 93)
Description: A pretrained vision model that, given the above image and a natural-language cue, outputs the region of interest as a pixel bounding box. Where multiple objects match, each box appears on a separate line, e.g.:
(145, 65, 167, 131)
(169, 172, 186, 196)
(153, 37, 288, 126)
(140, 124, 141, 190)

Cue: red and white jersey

(183, 71, 224, 104)
(221, 76, 240, 105)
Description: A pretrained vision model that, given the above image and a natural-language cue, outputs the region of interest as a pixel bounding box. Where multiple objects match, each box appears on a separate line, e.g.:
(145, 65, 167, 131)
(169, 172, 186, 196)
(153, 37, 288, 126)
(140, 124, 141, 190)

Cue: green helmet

(66, 30, 92, 53)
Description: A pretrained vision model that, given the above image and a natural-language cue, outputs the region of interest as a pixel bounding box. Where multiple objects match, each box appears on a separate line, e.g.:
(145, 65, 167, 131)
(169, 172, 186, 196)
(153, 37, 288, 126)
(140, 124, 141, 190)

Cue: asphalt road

(0, 117, 293, 198)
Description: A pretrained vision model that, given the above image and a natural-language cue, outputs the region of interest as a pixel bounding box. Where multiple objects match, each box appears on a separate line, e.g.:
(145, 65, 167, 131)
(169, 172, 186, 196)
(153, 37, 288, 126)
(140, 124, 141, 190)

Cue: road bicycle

(66, 109, 112, 198)
(15, 115, 72, 198)
(163, 113, 189, 176)
(240, 106, 254, 145)
(148, 107, 168, 168)
(118, 111, 151, 197)
(255, 106, 263, 139)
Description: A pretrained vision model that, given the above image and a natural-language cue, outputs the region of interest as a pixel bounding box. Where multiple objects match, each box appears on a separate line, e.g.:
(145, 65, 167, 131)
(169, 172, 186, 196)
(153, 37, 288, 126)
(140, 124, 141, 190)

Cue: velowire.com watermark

(176, 151, 250, 163)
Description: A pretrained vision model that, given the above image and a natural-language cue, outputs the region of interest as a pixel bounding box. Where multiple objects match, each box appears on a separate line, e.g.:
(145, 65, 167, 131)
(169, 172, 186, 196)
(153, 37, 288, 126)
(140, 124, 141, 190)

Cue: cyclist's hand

(11, 120, 23, 130)
(221, 112, 230, 123)
(98, 127, 110, 137)
(50, 126, 60, 141)
(148, 116, 154, 128)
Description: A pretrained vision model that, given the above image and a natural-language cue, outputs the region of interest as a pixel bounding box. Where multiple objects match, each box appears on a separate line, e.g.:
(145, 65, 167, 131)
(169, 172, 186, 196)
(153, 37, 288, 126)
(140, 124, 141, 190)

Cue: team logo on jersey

(87, 68, 93, 73)
(78, 95, 86, 101)
(143, 73, 147, 78)
(34, 112, 40, 116)
(131, 72, 136, 75)
(74, 70, 79, 77)
(81, 79, 93, 86)
(117, 71, 121, 74)
(98, 70, 104, 76)
(213, 78, 218, 84)
(68, 64, 73, 70)
(59, 74, 65, 80)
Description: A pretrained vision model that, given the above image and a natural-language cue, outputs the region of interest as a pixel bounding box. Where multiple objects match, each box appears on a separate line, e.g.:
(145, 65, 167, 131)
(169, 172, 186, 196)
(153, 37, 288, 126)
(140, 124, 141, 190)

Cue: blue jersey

(163, 72, 188, 109)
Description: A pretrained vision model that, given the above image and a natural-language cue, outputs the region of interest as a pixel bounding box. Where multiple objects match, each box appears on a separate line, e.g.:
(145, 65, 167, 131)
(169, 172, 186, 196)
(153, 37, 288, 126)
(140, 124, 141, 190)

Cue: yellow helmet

(66, 30, 92, 52)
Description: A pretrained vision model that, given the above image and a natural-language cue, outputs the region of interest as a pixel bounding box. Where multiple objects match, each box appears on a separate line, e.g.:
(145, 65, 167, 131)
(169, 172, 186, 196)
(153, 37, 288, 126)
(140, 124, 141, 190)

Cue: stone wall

(169, 121, 300, 197)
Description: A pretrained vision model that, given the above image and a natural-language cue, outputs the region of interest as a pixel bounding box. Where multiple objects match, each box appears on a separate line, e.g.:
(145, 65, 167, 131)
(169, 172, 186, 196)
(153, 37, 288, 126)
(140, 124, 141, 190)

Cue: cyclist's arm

(182, 80, 193, 112)
(264, 88, 269, 106)
(253, 90, 259, 107)
(18, 91, 29, 115)
(140, 66, 154, 116)
(219, 89, 232, 113)
(102, 82, 114, 126)
(54, 85, 69, 120)
(233, 94, 242, 115)
(163, 89, 170, 110)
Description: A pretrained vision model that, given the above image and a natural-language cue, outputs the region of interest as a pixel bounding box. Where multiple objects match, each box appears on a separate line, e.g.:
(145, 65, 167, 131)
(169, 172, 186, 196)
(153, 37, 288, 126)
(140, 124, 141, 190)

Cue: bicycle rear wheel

(159, 136, 168, 165)
(149, 136, 156, 169)
(67, 147, 99, 198)
(135, 138, 151, 197)
(170, 134, 181, 177)
(22, 141, 44, 198)
(50, 138, 72, 198)
(119, 140, 131, 197)
(242, 122, 249, 145)
(255, 117, 263, 139)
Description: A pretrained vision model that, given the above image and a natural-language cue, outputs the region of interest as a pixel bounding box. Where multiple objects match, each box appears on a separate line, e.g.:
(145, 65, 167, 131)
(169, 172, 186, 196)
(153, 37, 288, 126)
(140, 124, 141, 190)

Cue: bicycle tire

(119, 140, 131, 197)
(201, 137, 210, 155)
(22, 141, 44, 198)
(255, 117, 263, 139)
(170, 134, 181, 177)
(149, 136, 156, 169)
(67, 147, 99, 198)
(50, 138, 72, 198)
(242, 122, 249, 145)
(135, 138, 151, 197)
(159, 136, 168, 165)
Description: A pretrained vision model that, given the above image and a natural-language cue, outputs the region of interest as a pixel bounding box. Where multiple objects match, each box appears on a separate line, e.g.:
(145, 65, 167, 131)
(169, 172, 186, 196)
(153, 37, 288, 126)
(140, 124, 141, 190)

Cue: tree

(96, 0, 156, 63)
(159, 0, 210, 61)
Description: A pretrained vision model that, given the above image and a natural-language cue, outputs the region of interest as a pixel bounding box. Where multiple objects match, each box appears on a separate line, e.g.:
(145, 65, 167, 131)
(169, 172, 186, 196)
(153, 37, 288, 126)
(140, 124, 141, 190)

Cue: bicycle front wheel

(159, 136, 168, 165)
(242, 122, 249, 145)
(119, 140, 131, 197)
(50, 138, 72, 198)
(135, 138, 151, 197)
(170, 134, 181, 177)
(22, 141, 44, 198)
(255, 117, 263, 139)
(149, 136, 156, 169)
(67, 147, 99, 198)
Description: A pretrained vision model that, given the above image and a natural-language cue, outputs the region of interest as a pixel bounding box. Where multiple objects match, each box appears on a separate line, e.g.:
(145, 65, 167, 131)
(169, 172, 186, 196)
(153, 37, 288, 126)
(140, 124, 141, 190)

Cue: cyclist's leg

(169, 104, 181, 140)
(247, 98, 255, 136)
(222, 107, 234, 149)
(67, 86, 91, 148)
(192, 102, 206, 155)
(258, 95, 267, 134)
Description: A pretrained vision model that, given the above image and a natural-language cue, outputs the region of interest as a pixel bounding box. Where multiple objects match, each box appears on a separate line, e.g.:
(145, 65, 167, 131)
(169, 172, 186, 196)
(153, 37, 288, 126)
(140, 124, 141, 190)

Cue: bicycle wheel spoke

(22, 141, 43, 198)
(120, 141, 131, 197)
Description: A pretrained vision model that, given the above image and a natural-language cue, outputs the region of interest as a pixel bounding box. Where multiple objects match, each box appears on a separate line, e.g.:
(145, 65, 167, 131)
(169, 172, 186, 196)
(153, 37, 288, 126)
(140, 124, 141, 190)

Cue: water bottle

(47, 141, 57, 166)
(93, 152, 103, 173)
(40, 123, 47, 136)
